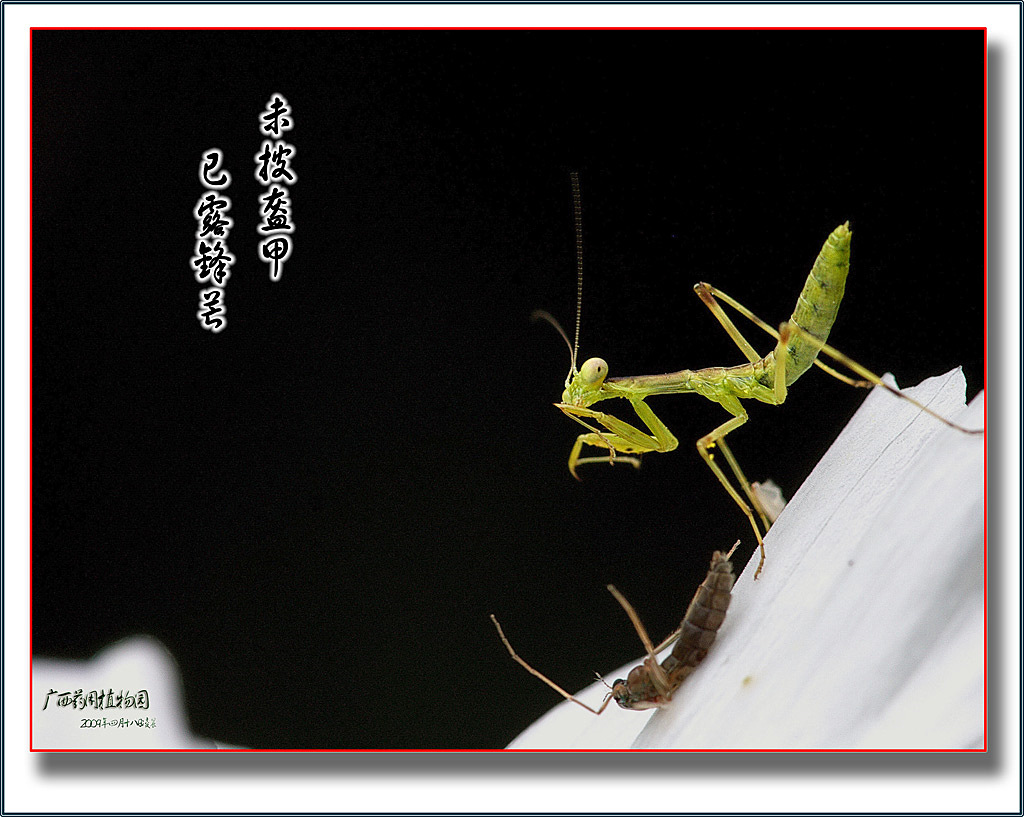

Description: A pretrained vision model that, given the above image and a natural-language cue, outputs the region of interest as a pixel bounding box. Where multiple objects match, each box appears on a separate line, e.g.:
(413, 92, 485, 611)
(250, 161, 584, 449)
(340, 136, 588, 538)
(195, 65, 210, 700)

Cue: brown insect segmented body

(610, 548, 736, 710)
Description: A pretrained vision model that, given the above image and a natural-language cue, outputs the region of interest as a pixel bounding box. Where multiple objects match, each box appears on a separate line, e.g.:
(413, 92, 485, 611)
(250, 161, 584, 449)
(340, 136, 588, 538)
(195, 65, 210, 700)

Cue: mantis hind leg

(698, 283, 979, 417)
(778, 322, 983, 435)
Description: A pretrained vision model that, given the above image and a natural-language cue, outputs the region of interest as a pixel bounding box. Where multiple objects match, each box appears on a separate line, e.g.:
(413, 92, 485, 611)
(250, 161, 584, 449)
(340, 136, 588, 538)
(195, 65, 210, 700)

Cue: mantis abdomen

(781, 221, 853, 387)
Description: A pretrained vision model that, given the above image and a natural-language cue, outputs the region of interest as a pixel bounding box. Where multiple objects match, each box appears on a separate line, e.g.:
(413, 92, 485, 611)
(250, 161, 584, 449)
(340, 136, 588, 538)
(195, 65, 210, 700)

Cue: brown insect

(491, 541, 739, 714)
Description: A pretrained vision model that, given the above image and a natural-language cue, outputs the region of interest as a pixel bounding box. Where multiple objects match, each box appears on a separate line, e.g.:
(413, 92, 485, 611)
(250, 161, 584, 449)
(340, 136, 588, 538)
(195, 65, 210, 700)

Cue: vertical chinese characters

(193, 150, 234, 332)
(255, 94, 295, 282)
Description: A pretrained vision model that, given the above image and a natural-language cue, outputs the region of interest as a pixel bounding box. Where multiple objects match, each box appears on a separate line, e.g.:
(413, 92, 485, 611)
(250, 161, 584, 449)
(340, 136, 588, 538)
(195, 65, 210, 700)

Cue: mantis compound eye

(579, 357, 608, 387)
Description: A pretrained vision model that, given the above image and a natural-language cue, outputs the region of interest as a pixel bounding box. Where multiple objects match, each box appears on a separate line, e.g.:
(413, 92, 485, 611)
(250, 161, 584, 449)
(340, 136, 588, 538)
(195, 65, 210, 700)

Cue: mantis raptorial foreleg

(560, 410, 642, 471)
(568, 434, 643, 472)
(560, 398, 678, 478)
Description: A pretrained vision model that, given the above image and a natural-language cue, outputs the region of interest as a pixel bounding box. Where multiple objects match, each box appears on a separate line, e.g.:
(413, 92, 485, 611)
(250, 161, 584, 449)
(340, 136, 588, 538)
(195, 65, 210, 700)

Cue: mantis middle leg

(565, 395, 773, 575)
(695, 396, 770, 579)
(691, 282, 789, 529)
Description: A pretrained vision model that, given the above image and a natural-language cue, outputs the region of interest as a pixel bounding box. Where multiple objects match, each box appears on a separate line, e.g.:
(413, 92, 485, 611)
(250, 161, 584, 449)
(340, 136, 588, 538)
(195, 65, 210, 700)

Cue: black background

(32, 30, 983, 749)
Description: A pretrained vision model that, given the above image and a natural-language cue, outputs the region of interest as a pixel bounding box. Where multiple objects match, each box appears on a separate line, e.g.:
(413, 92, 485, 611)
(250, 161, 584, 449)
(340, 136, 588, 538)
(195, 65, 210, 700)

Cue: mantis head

(562, 357, 608, 406)
(531, 309, 608, 407)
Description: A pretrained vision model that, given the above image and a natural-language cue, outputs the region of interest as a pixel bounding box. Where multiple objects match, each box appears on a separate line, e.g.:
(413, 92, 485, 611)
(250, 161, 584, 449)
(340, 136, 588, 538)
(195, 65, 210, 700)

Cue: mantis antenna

(532, 171, 586, 386)
(571, 170, 583, 372)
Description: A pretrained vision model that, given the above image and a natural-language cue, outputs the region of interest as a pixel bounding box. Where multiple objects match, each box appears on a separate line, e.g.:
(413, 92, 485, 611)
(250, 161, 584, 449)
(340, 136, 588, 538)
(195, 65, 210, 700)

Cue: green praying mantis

(538, 174, 983, 579)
